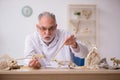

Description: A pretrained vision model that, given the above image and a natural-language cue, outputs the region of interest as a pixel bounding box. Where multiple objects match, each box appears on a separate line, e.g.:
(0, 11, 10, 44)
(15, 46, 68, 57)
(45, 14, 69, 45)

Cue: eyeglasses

(38, 25, 56, 32)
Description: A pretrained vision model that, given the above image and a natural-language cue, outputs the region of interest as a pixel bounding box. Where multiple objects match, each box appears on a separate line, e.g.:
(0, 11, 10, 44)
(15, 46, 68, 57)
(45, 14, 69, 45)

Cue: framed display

(68, 4, 97, 49)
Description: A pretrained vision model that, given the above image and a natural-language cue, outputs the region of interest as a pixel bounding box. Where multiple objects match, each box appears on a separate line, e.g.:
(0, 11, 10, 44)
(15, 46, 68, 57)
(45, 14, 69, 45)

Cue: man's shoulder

(25, 31, 39, 40)
(57, 29, 71, 37)
(57, 29, 70, 34)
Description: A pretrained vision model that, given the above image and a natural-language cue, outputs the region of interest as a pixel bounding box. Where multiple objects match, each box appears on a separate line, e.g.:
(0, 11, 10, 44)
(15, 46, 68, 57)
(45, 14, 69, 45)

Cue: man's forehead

(39, 16, 55, 22)
(38, 17, 56, 26)
(38, 23, 56, 28)
(40, 25, 55, 28)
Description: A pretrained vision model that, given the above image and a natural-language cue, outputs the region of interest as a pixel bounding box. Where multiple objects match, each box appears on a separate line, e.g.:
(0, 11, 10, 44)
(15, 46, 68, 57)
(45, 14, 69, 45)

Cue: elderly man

(24, 12, 89, 69)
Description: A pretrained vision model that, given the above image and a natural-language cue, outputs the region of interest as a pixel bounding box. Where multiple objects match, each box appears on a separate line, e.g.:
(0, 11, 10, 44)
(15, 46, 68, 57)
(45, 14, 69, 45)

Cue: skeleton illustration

(82, 9, 92, 19)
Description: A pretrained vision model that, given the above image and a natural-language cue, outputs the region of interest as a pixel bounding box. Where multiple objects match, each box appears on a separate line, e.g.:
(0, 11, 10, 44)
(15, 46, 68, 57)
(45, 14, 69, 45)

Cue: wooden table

(0, 67, 120, 80)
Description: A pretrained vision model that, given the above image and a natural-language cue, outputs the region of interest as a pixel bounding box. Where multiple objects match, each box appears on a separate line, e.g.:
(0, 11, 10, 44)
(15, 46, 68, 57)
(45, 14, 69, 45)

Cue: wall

(0, 0, 120, 65)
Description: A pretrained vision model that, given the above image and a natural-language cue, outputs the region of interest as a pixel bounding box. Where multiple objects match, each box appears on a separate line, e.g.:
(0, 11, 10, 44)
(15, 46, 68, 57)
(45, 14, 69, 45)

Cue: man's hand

(29, 58, 41, 69)
(64, 35, 77, 48)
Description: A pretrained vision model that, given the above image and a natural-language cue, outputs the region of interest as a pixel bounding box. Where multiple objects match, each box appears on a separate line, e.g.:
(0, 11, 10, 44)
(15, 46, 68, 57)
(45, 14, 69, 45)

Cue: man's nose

(45, 29, 51, 35)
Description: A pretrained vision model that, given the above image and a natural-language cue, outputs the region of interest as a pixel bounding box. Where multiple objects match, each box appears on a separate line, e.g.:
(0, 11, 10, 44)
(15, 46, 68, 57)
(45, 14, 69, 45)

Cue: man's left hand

(64, 35, 77, 48)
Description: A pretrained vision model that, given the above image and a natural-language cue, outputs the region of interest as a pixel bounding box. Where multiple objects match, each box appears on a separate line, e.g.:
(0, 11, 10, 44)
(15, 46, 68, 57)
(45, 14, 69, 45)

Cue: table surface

(0, 66, 120, 80)
(0, 66, 120, 74)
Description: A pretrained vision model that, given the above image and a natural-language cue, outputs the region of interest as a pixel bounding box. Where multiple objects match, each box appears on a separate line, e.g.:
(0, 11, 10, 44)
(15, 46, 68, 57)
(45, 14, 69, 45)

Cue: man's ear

(36, 24, 39, 28)
(36, 24, 39, 32)
(55, 24, 57, 28)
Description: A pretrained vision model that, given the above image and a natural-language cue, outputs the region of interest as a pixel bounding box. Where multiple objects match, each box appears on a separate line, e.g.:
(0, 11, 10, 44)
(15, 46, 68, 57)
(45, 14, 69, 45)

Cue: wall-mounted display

(68, 4, 97, 49)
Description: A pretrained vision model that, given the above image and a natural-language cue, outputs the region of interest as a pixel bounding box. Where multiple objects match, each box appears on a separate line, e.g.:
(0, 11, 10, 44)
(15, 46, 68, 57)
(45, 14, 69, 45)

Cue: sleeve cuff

(70, 41, 89, 58)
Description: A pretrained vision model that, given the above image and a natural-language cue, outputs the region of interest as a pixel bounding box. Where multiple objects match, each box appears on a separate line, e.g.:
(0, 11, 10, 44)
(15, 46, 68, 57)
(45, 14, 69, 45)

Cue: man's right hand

(29, 58, 41, 69)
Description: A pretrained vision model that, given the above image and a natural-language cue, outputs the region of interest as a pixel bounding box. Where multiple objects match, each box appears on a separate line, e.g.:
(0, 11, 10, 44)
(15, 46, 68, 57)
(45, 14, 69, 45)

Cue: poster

(68, 4, 97, 49)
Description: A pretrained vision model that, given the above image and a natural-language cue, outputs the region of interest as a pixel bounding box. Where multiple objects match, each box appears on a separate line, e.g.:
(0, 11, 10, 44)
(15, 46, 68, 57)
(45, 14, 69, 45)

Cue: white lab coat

(24, 29, 88, 67)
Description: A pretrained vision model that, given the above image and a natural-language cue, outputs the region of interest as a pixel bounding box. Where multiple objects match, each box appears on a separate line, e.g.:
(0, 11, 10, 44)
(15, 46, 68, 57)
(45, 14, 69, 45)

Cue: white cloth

(24, 29, 88, 67)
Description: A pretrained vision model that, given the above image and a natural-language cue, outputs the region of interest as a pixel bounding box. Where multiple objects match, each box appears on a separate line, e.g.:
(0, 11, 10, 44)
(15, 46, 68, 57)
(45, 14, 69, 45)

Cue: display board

(68, 4, 97, 49)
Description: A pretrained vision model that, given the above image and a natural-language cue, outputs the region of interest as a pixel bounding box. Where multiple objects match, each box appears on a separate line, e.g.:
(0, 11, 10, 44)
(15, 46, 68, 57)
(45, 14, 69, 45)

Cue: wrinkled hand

(64, 35, 77, 48)
(29, 58, 41, 69)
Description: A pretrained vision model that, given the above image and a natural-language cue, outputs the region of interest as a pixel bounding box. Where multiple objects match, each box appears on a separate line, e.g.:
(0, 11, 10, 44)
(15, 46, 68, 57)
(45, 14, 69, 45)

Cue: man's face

(37, 16, 57, 43)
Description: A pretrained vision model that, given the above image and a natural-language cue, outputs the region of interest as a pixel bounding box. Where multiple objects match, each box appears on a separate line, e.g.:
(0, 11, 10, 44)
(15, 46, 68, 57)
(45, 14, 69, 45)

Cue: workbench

(0, 67, 120, 80)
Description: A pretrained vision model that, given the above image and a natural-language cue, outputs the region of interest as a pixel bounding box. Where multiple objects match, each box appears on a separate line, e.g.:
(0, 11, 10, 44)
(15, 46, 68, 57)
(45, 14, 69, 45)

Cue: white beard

(42, 35, 55, 45)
